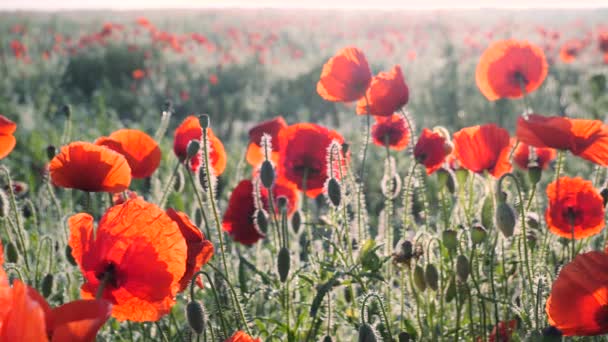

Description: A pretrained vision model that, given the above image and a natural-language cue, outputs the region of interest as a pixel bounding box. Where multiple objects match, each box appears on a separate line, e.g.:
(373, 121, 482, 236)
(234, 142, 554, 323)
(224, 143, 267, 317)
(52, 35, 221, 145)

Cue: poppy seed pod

(255, 209, 269, 234)
(41, 273, 54, 298)
(495, 201, 517, 238)
(291, 210, 302, 234)
(186, 140, 201, 160)
(327, 178, 342, 208)
(358, 323, 378, 342)
(199, 114, 209, 129)
(456, 255, 470, 282)
(413, 265, 426, 291)
(277, 247, 290, 283)
(471, 225, 488, 245)
(442, 230, 458, 251)
(260, 160, 275, 189)
(425, 264, 439, 291)
(186, 301, 206, 335)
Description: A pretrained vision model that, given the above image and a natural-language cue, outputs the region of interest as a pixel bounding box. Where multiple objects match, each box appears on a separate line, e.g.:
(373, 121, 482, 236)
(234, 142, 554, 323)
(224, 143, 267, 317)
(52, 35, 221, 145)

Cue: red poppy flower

(225, 331, 261, 342)
(599, 32, 608, 54)
(370, 114, 410, 151)
(277, 123, 346, 198)
(317, 47, 372, 102)
(173, 115, 227, 175)
(166, 208, 214, 292)
(356, 65, 409, 116)
(0, 115, 16, 160)
(222, 180, 265, 245)
(246, 116, 287, 167)
(414, 128, 451, 174)
(49, 142, 132, 193)
(476, 39, 548, 101)
(559, 40, 584, 63)
(96, 129, 161, 179)
(545, 176, 604, 239)
(132, 69, 145, 80)
(486, 319, 518, 342)
(513, 141, 556, 170)
(516, 114, 608, 166)
(546, 251, 608, 336)
(453, 124, 512, 178)
(69, 198, 188, 321)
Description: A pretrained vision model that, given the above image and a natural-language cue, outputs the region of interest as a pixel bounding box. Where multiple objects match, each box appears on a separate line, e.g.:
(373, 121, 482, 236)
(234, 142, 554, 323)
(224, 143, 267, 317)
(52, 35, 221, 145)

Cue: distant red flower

(173, 116, 227, 176)
(166, 209, 214, 292)
(598, 32, 608, 54)
(49, 142, 132, 193)
(516, 114, 608, 166)
(10, 40, 27, 59)
(209, 74, 218, 85)
(512, 141, 556, 170)
(545, 176, 604, 239)
(370, 114, 410, 150)
(132, 69, 145, 80)
(222, 180, 265, 245)
(136, 17, 154, 30)
(96, 129, 161, 179)
(453, 123, 512, 178)
(356, 65, 409, 116)
(225, 330, 261, 342)
(246, 116, 287, 167)
(414, 128, 451, 174)
(317, 47, 372, 102)
(0, 115, 17, 160)
(476, 39, 548, 101)
(69, 198, 188, 321)
(559, 40, 584, 63)
(278, 123, 345, 198)
(485, 319, 518, 342)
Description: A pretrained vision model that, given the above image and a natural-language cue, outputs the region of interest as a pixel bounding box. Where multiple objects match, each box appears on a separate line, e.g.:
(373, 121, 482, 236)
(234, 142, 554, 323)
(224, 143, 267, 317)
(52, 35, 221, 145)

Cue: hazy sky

(1, 0, 607, 10)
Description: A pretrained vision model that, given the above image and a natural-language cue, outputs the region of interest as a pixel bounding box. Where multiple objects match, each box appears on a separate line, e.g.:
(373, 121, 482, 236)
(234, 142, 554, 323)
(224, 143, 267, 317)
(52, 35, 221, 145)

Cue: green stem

(186, 168, 211, 238)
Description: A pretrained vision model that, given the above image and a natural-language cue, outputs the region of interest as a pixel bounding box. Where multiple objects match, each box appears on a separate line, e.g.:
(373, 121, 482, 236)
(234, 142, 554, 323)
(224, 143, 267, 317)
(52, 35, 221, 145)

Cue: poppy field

(1, 8, 608, 341)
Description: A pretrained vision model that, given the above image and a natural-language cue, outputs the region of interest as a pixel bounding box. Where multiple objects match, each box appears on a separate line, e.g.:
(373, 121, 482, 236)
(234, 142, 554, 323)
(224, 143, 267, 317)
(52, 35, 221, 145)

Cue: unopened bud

(456, 255, 470, 282)
(398, 332, 411, 342)
(528, 166, 542, 184)
(277, 247, 290, 283)
(442, 230, 458, 251)
(61, 104, 72, 119)
(41, 274, 54, 298)
(413, 265, 426, 291)
(425, 264, 439, 291)
(186, 301, 206, 335)
(495, 201, 517, 238)
(6, 242, 18, 263)
(186, 140, 200, 160)
(46, 145, 57, 161)
(65, 245, 77, 266)
(199, 114, 210, 129)
(291, 211, 302, 233)
(255, 209, 269, 234)
(445, 276, 456, 303)
(260, 160, 275, 188)
(326, 178, 341, 207)
(277, 196, 288, 213)
(471, 225, 488, 245)
(358, 323, 378, 342)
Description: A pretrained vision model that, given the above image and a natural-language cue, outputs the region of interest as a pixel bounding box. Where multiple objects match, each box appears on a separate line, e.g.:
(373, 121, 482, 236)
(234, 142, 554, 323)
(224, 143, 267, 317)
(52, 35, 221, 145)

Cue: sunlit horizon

(2, 0, 607, 10)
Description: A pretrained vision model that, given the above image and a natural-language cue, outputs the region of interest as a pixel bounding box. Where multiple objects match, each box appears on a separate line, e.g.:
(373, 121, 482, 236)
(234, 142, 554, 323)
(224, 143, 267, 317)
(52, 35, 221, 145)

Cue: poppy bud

(344, 286, 353, 303)
(260, 160, 275, 189)
(424, 264, 439, 291)
(163, 99, 173, 113)
(198, 167, 208, 191)
(528, 166, 542, 184)
(495, 202, 517, 238)
(358, 323, 378, 342)
(442, 230, 458, 251)
(436, 168, 456, 194)
(46, 145, 57, 161)
(526, 212, 540, 230)
(413, 265, 426, 291)
(41, 274, 54, 298)
(173, 168, 184, 192)
(238, 259, 248, 293)
(471, 225, 488, 245)
(400, 240, 413, 257)
(291, 211, 302, 234)
(6, 242, 18, 263)
(326, 178, 341, 208)
(359, 240, 382, 272)
(61, 104, 72, 119)
(601, 188, 608, 207)
(255, 209, 269, 234)
(323, 336, 333, 342)
(277, 247, 290, 283)
(65, 245, 77, 266)
(199, 114, 210, 129)
(186, 301, 206, 335)
(186, 140, 200, 160)
(398, 332, 411, 342)
(341, 142, 350, 156)
(277, 196, 288, 213)
(456, 255, 470, 282)
(445, 276, 456, 303)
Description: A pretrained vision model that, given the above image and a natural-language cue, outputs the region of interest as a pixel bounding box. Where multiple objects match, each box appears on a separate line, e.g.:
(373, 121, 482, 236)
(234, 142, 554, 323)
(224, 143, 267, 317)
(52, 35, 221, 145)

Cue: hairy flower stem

(359, 96, 372, 180)
(402, 162, 417, 231)
(197, 271, 229, 338)
(186, 168, 211, 238)
(158, 160, 181, 208)
(0, 166, 30, 272)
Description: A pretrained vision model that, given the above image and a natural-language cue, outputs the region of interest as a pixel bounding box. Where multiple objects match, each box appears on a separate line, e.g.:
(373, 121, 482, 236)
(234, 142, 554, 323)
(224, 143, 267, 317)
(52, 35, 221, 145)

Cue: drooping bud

(173, 167, 185, 192)
(186, 139, 201, 160)
(238, 258, 248, 293)
(358, 323, 378, 342)
(528, 166, 542, 185)
(413, 265, 426, 291)
(46, 145, 57, 161)
(255, 209, 269, 234)
(186, 301, 206, 335)
(291, 210, 302, 234)
(481, 195, 494, 230)
(277, 247, 290, 283)
(326, 178, 342, 208)
(424, 264, 439, 291)
(41, 274, 54, 298)
(445, 276, 456, 303)
(456, 255, 470, 282)
(471, 225, 488, 245)
(65, 245, 77, 266)
(199, 114, 210, 129)
(436, 168, 456, 194)
(495, 200, 517, 238)
(442, 230, 458, 252)
(6, 242, 18, 263)
(260, 160, 275, 189)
